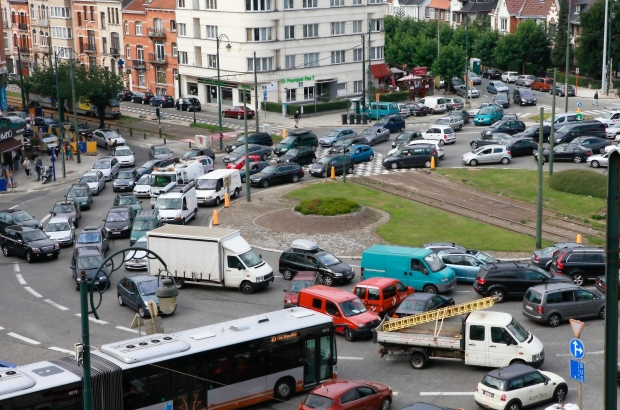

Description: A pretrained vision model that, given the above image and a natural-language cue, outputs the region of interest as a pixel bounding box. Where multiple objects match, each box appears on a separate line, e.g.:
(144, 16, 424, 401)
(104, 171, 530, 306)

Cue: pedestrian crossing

(517, 107, 614, 119)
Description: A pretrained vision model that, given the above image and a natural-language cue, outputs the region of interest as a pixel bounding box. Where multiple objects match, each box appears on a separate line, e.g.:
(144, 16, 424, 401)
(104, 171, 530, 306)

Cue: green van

(130, 209, 162, 246)
(273, 129, 319, 156)
(360, 245, 457, 294)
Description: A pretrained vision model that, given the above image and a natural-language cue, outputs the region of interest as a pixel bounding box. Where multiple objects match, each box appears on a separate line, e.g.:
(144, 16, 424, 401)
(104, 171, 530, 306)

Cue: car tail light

(444, 135, 448, 140)
(506, 150, 511, 156)
(586, 150, 592, 156)
(500, 394, 507, 402)
(537, 306, 544, 314)
(556, 252, 567, 272)
(534, 255, 539, 262)
(476, 278, 486, 285)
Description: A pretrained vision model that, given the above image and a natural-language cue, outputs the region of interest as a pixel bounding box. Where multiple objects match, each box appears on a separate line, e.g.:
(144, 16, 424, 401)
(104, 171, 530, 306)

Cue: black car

(328, 136, 369, 154)
(118, 90, 134, 101)
(595, 273, 620, 294)
(550, 247, 605, 285)
(571, 136, 612, 154)
(493, 93, 510, 108)
(513, 125, 553, 143)
(250, 163, 304, 188)
(136, 159, 175, 176)
(181, 148, 215, 161)
(131, 92, 154, 104)
(103, 207, 135, 238)
(278, 239, 355, 286)
(531, 242, 585, 270)
(225, 132, 273, 153)
(553, 120, 607, 143)
(118, 274, 175, 317)
(70, 246, 109, 291)
(550, 84, 576, 96)
(149, 95, 175, 107)
(504, 138, 539, 157)
(482, 69, 502, 79)
(50, 200, 81, 228)
(113, 169, 140, 192)
(309, 154, 354, 177)
(393, 294, 455, 317)
(382, 144, 438, 170)
(473, 261, 572, 302)
(470, 133, 514, 149)
(0, 209, 42, 234)
(276, 146, 316, 165)
(1, 225, 60, 263)
(175, 97, 202, 112)
(407, 103, 430, 116)
(61, 122, 92, 139)
(391, 131, 425, 149)
(480, 120, 526, 137)
(534, 143, 592, 164)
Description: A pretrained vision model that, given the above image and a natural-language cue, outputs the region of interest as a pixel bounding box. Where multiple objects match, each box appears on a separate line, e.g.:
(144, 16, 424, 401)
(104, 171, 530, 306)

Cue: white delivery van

(150, 161, 204, 206)
(154, 181, 198, 225)
(196, 169, 242, 206)
(418, 96, 447, 114)
(146, 225, 274, 293)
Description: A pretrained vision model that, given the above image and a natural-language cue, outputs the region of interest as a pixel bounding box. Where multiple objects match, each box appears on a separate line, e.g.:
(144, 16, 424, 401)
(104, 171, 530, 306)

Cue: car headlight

(99, 276, 107, 280)
(253, 178, 262, 182)
(123, 226, 130, 230)
(333, 272, 342, 277)
(357, 323, 365, 328)
(286, 159, 290, 162)
(440, 278, 449, 282)
(32, 248, 41, 253)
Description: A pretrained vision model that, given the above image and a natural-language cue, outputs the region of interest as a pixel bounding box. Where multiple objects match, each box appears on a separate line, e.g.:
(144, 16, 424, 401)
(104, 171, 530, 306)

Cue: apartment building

(6, 0, 32, 76)
(176, 0, 386, 107)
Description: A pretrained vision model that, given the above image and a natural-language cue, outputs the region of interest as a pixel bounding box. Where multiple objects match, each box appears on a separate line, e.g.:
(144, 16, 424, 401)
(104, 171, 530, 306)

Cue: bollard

(331, 166, 336, 180)
(576, 234, 582, 244)
(213, 210, 220, 226)
(143, 133, 146, 139)
(282, 129, 287, 139)
(164, 137, 167, 144)
(130, 128, 133, 137)
(224, 193, 230, 208)
(431, 156, 436, 170)
(189, 142, 192, 148)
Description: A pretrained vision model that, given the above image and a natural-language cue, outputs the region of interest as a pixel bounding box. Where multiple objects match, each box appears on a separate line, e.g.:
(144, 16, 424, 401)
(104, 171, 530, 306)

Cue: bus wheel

(274, 377, 295, 401)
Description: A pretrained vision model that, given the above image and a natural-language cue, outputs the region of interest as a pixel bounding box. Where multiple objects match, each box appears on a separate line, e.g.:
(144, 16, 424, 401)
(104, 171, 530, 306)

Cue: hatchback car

(523, 283, 605, 327)
(224, 132, 273, 153)
(149, 145, 174, 160)
(383, 144, 437, 170)
(79, 171, 106, 195)
(534, 143, 592, 164)
(359, 127, 390, 145)
(474, 105, 504, 125)
(90, 129, 125, 148)
(113, 193, 143, 213)
(462, 145, 512, 166)
(222, 105, 255, 119)
(571, 136, 611, 154)
(279, 239, 355, 286)
(480, 120, 526, 138)
(117, 273, 176, 317)
(391, 131, 427, 149)
(113, 169, 140, 192)
(114, 146, 135, 167)
(493, 93, 510, 108)
(250, 163, 304, 188)
(175, 97, 201, 111)
(0, 225, 59, 263)
(50, 200, 81, 227)
(66, 184, 93, 210)
(239, 161, 269, 183)
(104, 207, 134, 238)
(133, 174, 152, 198)
(515, 74, 536, 87)
(468, 72, 482, 85)
(438, 251, 491, 283)
(44, 216, 75, 247)
(456, 87, 480, 98)
(283, 271, 322, 308)
(487, 81, 509, 94)
(550, 84, 575, 96)
(504, 138, 539, 157)
(319, 128, 357, 147)
(223, 144, 272, 163)
(149, 95, 175, 107)
(474, 364, 567, 410)
(434, 116, 463, 132)
(372, 115, 405, 133)
(300, 379, 392, 410)
(274, 130, 318, 155)
(92, 156, 120, 181)
(70, 246, 109, 291)
(0, 209, 42, 234)
(393, 293, 454, 317)
(309, 155, 354, 177)
(530, 242, 584, 270)
(124, 236, 149, 269)
(550, 246, 605, 285)
(276, 146, 316, 165)
(422, 125, 456, 144)
(347, 145, 375, 163)
(75, 226, 109, 254)
(131, 92, 154, 104)
(328, 136, 370, 154)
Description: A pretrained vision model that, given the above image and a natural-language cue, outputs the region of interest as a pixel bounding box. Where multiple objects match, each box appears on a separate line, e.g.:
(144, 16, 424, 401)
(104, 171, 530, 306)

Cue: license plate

(112, 232, 121, 235)
(526, 305, 533, 310)
(483, 390, 494, 398)
(47, 253, 52, 256)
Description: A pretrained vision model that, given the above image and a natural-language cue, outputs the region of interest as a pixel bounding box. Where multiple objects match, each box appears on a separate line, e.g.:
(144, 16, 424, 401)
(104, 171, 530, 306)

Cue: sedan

(223, 144, 272, 163)
(250, 163, 304, 188)
(456, 87, 480, 98)
(504, 138, 539, 157)
(44, 216, 75, 247)
(406, 102, 430, 116)
(222, 105, 255, 119)
(50, 200, 81, 228)
(300, 379, 392, 410)
(470, 133, 514, 149)
(79, 171, 106, 195)
(534, 143, 592, 163)
(393, 294, 455, 317)
(131, 92, 154, 104)
(347, 145, 375, 163)
(175, 97, 201, 111)
(149, 145, 174, 160)
(276, 147, 316, 165)
(513, 125, 552, 143)
(113, 169, 140, 192)
(319, 128, 357, 147)
(587, 151, 611, 168)
(239, 161, 270, 183)
(571, 136, 612, 154)
(359, 127, 390, 145)
(486, 81, 509, 94)
(136, 159, 174, 176)
(550, 84, 576, 96)
(103, 207, 134, 238)
(434, 116, 463, 132)
(117, 273, 175, 318)
(149, 95, 175, 107)
(91, 129, 125, 148)
(114, 146, 135, 167)
(113, 194, 143, 214)
(468, 72, 482, 85)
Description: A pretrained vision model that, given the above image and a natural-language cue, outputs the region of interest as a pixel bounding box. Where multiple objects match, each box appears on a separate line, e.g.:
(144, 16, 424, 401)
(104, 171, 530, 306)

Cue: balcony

(148, 53, 166, 65)
(18, 23, 28, 31)
(84, 43, 97, 53)
(130, 59, 146, 69)
(110, 47, 120, 56)
(32, 19, 49, 27)
(2, 20, 8, 28)
(147, 28, 166, 38)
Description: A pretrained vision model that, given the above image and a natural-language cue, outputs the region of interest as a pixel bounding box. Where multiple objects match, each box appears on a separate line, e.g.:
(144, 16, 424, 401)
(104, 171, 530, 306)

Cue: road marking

(16, 274, 26, 285)
(24, 287, 42, 298)
(7, 332, 41, 345)
(9, 204, 18, 209)
(13, 263, 20, 272)
(75, 313, 109, 325)
(49, 346, 73, 354)
(41, 213, 51, 224)
(44, 299, 69, 311)
(556, 350, 604, 357)
(339, 356, 364, 360)
(452, 290, 471, 293)
(116, 326, 139, 334)
(420, 392, 475, 396)
(393, 392, 398, 396)
(0, 326, 4, 330)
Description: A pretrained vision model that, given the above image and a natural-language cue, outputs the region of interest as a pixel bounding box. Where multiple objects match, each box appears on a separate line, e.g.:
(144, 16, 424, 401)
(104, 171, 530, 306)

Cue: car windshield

(150, 174, 175, 187)
(154, 147, 170, 154)
(68, 188, 88, 197)
(400, 300, 427, 312)
(540, 246, 559, 255)
(115, 148, 132, 156)
(23, 230, 49, 241)
(495, 94, 508, 100)
(286, 148, 300, 156)
(524, 126, 539, 134)
(506, 318, 529, 343)
(235, 135, 247, 143)
(317, 157, 332, 165)
(325, 130, 340, 137)
(339, 298, 367, 317)
(197, 179, 218, 189)
(133, 220, 158, 231)
(182, 151, 198, 159)
(107, 212, 130, 222)
(602, 112, 616, 119)
(233, 145, 250, 154)
(289, 279, 315, 293)
(279, 137, 295, 144)
(396, 133, 411, 141)
(478, 107, 493, 115)
(316, 252, 340, 266)
(481, 375, 506, 391)
(80, 175, 97, 183)
(53, 204, 74, 214)
(77, 256, 104, 270)
(261, 166, 276, 174)
(92, 161, 110, 169)
(156, 198, 182, 210)
(435, 119, 450, 125)
(239, 249, 262, 267)
(474, 251, 498, 264)
(46, 222, 71, 232)
(138, 280, 159, 296)
(137, 175, 149, 185)
(424, 252, 446, 272)
(12, 211, 34, 222)
(117, 171, 135, 179)
(332, 139, 351, 147)
(118, 196, 139, 205)
(140, 160, 158, 170)
(304, 394, 334, 410)
(78, 232, 101, 244)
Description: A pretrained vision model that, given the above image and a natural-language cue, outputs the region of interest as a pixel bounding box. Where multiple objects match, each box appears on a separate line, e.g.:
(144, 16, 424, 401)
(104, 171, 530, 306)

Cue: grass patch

(548, 169, 607, 198)
(287, 181, 544, 252)
(190, 123, 232, 132)
(435, 169, 606, 221)
(294, 197, 360, 216)
(6, 91, 21, 98)
(117, 116, 141, 125)
(271, 134, 283, 143)
(529, 113, 593, 122)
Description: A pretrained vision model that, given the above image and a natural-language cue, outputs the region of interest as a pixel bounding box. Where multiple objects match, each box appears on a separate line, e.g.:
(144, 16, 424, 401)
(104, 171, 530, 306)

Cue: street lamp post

(216, 34, 231, 150)
(17, 48, 26, 109)
(53, 47, 66, 178)
(79, 247, 179, 410)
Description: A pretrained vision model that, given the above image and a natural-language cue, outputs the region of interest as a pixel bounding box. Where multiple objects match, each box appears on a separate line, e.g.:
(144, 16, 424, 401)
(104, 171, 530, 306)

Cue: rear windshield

(545, 79, 554, 84)
(304, 394, 334, 410)
(524, 289, 542, 304)
(481, 375, 506, 391)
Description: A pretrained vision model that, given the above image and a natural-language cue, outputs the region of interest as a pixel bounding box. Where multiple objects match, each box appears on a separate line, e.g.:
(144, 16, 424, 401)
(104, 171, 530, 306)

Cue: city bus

(0, 308, 336, 410)
(28, 94, 121, 119)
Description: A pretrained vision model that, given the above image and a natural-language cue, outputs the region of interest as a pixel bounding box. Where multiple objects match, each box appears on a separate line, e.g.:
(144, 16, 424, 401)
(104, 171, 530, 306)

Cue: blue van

(367, 102, 399, 120)
(361, 245, 457, 294)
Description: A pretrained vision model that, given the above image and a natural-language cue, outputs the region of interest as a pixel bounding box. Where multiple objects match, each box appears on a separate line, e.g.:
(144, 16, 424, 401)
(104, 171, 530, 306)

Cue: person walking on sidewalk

(594, 91, 599, 106)
(107, 138, 113, 155)
(66, 144, 73, 161)
(23, 157, 31, 178)
(294, 110, 300, 128)
(34, 162, 42, 182)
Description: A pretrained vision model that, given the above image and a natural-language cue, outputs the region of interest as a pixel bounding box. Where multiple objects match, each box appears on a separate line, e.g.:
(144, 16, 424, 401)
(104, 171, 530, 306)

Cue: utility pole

(603, 0, 610, 94)
(70, 54, 81, 164)
(243, 87, 251, 202)
(253, 51, 259, 132)
(535, 107, 544, 249)
(437, 18, 440, 56)
(368, 21, 372, 113)
(465, 15, 470, 108)
(607, 3, 614, 96)
(53, 49, 65, 178)
(362, 34, 365, 114)
(17, 49, 26, 109)
(564, 0, 571, 112)
(550, 69, 557, 176)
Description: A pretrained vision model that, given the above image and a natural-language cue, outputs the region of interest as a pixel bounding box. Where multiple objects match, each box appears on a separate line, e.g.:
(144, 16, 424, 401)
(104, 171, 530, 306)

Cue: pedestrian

(23, 157, 31, 178)
(107, 138, 113, 155)
(594, 91, 599, 106)
(67, 144, 74, 161)
(34, 163, 42, 181)
(294, 110, 300, 128)
(6, 168, 13, 189)
(35, 155, 42, 168)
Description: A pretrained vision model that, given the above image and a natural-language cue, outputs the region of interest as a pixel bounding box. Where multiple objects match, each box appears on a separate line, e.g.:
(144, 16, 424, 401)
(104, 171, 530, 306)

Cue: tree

(494, 33, 523, 69)
(575, 0, 606, 78)
(450, 24, 479, 61)
(75, 67, 124, 128)
(515, 20, 551, 72)
(24, 63, 73, 120)
(432, 45, 465, 92)
(472, 30, 500, 68)
(414, 35, 439, 68)
(551, 0, 569, 67)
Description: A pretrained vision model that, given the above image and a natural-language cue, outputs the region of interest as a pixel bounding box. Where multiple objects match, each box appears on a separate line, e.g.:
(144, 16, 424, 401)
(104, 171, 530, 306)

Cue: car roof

(300, 285, 357, 302)
(6, 225, 37, 232)
(528, 282, 581, 293)
(564, 246, 604, 253)
(356, 277, 400, 288)
(124, 274, 158, 283)
(109, 206, 132, 213)
(485, 364, 538, 380)
(309, 379, 364, 397)
(47, 216, 71, 224)
(403, 293, 435, 302)
(290, 239, 319, 252)
(82, 226, 102, 231)
(349, 144, 371, 150)
(82, 170, 100, 175)
(54, 200, 76, 206)
(1, 208, 24, 213)
(75, 246, 103, 256)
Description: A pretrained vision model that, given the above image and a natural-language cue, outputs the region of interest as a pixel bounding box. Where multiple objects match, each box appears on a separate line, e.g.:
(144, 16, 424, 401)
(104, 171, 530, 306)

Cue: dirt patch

(254, 206, 383, 234)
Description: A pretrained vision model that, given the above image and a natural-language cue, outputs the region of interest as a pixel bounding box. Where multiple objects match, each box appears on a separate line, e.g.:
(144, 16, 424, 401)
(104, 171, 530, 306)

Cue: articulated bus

(0, 308, 337, 410)
(28, 94, 121, 119)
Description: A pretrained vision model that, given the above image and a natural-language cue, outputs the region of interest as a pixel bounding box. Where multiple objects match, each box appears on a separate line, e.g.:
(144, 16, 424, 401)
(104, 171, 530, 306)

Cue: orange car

(531, 77, 554, 92)
(353, 278, 414, 317)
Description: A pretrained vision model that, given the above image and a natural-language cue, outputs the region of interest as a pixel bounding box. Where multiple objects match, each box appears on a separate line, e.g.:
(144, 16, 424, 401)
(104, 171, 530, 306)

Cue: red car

(226, 155, 260, 169)
(300, 380, 393, 410)
(283, 271, 322, 308)
(222, 105, 256, 119)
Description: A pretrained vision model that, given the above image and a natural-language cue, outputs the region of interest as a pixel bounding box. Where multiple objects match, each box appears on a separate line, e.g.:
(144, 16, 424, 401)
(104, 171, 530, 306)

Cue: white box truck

(146, 225, 274, 294)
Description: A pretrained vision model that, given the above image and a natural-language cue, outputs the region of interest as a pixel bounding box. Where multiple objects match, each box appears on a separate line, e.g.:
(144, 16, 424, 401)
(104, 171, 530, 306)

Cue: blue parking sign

(577, 102, 582, 108)
(570, 359, 585, 383)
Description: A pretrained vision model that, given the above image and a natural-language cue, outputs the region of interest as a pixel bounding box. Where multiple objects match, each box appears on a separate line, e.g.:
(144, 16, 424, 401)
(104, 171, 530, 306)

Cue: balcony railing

(84, 43, 96, 53)
(18, 23, 28, 31)
(148, 53, 166, 64)
(147, 28, 166, 38)
(110, 47, 120, 56)
(130, 59, 146, 69)
(32, 19, 49, 26)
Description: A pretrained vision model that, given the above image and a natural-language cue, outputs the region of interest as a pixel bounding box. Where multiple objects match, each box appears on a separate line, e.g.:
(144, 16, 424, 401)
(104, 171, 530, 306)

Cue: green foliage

(494, 34, 522, 69)
(75, 67, 125, 128)
(551, 0, 570, 67)
(515, 21, 551, 71)
(548, 169, 607, 199)
(261, 101, 282, 113)
(575, 0, 611, 78)
(451, 25, 478, 58)
(29, 136, 40, 147)
(432, 45, 465, 92)
(190, 123, 232, 132)
(294, 197, 360, 216)
(472, 30, 500, 67)
(379, 91, 409, 102)
(25, 63, 73, 120)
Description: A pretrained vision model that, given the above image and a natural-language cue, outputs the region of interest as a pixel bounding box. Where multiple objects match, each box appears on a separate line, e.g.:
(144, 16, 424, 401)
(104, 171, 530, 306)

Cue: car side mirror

(283, 289, 287, 292)
(334, 311, 341, 318)
(102, 219, 106, 222)
(422, 268, 429, 275)
(70, 265, 75, 269)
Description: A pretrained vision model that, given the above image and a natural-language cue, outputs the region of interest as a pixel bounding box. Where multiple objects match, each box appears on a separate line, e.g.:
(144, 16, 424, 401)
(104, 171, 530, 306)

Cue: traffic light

(156, 108, 160, 119)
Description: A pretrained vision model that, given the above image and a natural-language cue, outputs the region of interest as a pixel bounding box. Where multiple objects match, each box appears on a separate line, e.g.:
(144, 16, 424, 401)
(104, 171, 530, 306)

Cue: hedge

(262, 100, 350, 115)
(545, 70, 620, 90)
(548, 169, 607, 199)
(378, 91, 409, 102)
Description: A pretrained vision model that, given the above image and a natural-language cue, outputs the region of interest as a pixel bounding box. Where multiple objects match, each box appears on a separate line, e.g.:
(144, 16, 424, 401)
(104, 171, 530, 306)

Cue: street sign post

(568, 324, 585, 410)
(569, 359, 586, 383)
(569, 318, 584, 338)
(570, 338, 585, 359)
(263, 90, 267, 101)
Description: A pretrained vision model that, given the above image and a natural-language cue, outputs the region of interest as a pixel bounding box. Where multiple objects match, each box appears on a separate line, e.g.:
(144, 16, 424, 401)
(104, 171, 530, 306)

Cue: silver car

(44, 216, 75, 247)
(194, 155, 215, 173)
(91, 156, 120, 181)
(398, 104, 411, 118)
(457, 87, 480, 98)
(149, 145, 174, 160)
(359, 127, 390, 146)
(75, 226, 109, 255)
(222, 143, 272, 163)
(516, 74, 536, 87)
(133, 174, 151, 198)
(462, 144, 512, 166)
(79, 170, 106, 194)
(91, 128, 125, 148)
(124, 236, 149, 270)
(50, 200, 81, 227)
(435, 116, 464, 132)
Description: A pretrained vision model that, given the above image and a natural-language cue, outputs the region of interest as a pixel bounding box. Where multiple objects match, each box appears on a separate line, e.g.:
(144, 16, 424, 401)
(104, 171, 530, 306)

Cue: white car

(114, 146, 135, 167)
(133, 174, 151, 198)
(388, 140, 445, 159)
(422, 124, 456, 144)
(607, 124, 620, 139)
(124, 236, 148, 270)
(44, 216, 75, 247)
(79, 171, 106, 195)
(587, 152, 610, 168)
(474, 364, 567, 410)
(596, 111, 620, 127)
(501, 71, 519, 83)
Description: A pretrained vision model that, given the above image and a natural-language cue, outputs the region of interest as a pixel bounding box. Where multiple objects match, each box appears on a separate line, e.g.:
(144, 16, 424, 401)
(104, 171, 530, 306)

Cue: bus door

(304, 334, 333, 387)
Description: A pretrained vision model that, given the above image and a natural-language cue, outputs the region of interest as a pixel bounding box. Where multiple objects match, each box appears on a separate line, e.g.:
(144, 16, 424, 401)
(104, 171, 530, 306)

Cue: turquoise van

(473, 104, 504, 126)
(367, 102, 399, 120)
(361, 245, 457, 294)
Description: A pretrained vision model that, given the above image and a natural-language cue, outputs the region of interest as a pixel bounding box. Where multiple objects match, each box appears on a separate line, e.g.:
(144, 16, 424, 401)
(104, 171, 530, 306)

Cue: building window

(178, 51, 188, 64)
(370, 46, 384, 60)
(206, 25, 217, 39)
(172, 43, 178, 56)
(428, 8, 435, 18)
(369, 0, 382, 3)
(136, 22, 143, 35)
(170, 20, 176, 31)
(285, 54, 295, 69)
(353, 48, 362, 62)
(40, 31, 47, 46)
(138, 71, 146, 86)
(245, 0, 272, 11)
(330, 0, 344, 5)
(206, 0, 217, 8)
(178, 23, 186, 36)
(3, 33, 8, 50)
(126, 45, 131, 58)
(156, 66, 166, 84)
(50, 6, 70, 18)
(303, 24, 318, 38)
(331, 50, 345, 64)
(352, 0, 361, 4)
(285, 88, 296, 102)
(101, 12, 106, 28)
(178, 0, 186, 7)
(246, 27, 272, 41)
(30, 4, 35, 20)
(32, 30, 37, 45)
(137, 46, 144, 61)
(445, 12, 450, 21)
(303, 53, 318, 67)
(207, 54, 217, 68)
(303, 0, 317, 8)
(124, 21, 129, 33)
(51, 26, 72, 39)
(284, 25, 294, 39)
(247, 57, 273, 72)
(331, 22, 345, 35)
(370, 19, 383, 32)
(284, 0, 293, 8)
(500, 18, 507, 30)
(102, 37, 108, 53)
(304, 86, 314, 100)
(354, 80, 362, 93)
(353, 20, 362, 33)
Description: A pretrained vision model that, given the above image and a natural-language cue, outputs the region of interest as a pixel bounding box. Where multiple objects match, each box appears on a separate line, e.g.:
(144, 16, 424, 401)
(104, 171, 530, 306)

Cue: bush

(379, 91, 409, 102)
(548, 169, 607, 199)
(294, 197, 360, 216)
(262, 100, 351, 115)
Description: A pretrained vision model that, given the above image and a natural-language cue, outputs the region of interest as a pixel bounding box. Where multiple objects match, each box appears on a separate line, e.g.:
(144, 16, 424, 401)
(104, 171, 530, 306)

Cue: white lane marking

(0, 326, 4, 330)
(44, 299, 70, 311)
(393, 392, 398, 396)
(420, 392, 475, 396)
(556, 350, 604, 357)
(40, 214, 51, 224)
(24, 287, 42, 298)
(75, 313, 109, 325)
(338, 356, 364, 360)
(9, 204, 18, 209)
(49, 346, 73, 354)
(116, 326, 139, 334)
(16, 274, 26, 285)
(452, 290, 471, 293)
(7, 332, 41, 345)
(13, 263, 20, 272)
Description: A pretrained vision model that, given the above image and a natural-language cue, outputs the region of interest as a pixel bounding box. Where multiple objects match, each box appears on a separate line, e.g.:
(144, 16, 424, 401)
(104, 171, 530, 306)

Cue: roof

(428, 0, 450, 8)
(75, 246, 103, 256)
(364, 244, 433, 257)
(47, 216, 71, 224)
(356, 277, 401, 288)
(122, 0, 145, 11)
(125, 274, 159, 283)
(309, 379, 366, 397)
(457, 0, 498, 13)
(486, 363, 538, 380)
(148, 225, 239, 240)
(398, 0, 427, 5)
(147, 0, 176, 8)
(300, 285, 357, 302)
(529, 282, 579, 293)
(518, 0, 555, 18)
(571, 0, 595, 25)
(504, 0, 526, 15)
(370, 63, 392, 79)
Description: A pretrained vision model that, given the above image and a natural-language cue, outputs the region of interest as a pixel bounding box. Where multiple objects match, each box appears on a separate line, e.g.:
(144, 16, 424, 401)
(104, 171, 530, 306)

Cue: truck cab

(154, 181, 198, 225)
(353, 278, 414, 317)
(149, 162, 204, 206)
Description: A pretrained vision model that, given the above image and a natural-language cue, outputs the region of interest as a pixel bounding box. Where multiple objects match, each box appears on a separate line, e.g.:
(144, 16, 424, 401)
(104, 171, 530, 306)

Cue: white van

(196, 169, 242, 206)
(154, 181, 198, 225)
(418, 96, 447, 114)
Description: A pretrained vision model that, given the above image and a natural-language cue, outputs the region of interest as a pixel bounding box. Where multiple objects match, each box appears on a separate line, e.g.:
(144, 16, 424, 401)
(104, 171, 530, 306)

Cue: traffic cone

(282, 129, 287, 139)
(213, 210, 220, 226)
(576, 234, 582, 244)
(224, 193, 230, 208)
(431, 156, 436, 170)
(331, 166, 336, 180)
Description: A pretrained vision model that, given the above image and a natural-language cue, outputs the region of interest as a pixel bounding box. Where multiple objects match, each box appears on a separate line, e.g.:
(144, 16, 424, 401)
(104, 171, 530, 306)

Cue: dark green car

(273, 130, 318, 156)
(114, 193, 143, 213)
(130, 209, 162, 245)
(66, 184, 93, 210)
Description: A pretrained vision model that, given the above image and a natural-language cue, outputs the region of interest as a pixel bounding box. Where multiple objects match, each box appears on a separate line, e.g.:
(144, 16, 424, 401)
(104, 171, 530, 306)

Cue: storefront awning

(0, 138, 22, 153)
(370, 63, 392, 79)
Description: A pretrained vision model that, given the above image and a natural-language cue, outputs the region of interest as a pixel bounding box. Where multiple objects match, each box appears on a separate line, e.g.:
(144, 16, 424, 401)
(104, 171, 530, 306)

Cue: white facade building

(176, 0, 386, 108)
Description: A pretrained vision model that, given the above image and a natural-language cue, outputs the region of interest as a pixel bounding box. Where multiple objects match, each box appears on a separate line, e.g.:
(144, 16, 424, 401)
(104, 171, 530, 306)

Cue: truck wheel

(504, 400, 521, 410)
(274, 377, 295, 401)
(410, 353, 427, 369)
(344, 328, 355, 342)
(322, 275, 334, 287)
(282, 269, 294, 280)
(241, 281, 255, 294)
(423, 285, 437, 294)
(174, 278, 184, 289)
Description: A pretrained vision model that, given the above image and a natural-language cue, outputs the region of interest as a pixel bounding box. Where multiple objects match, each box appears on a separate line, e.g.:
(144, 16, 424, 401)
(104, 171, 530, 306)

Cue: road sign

(223, 175, 231, 188)
(577, 102, 582, 108)
(576, 113, 583, 121)
(263, 90, 267, 101)
(570, 358, 586, 383)
(569, 318, 584, 338)
(570, 338, 585, 359)
(576, 67, 580, 74)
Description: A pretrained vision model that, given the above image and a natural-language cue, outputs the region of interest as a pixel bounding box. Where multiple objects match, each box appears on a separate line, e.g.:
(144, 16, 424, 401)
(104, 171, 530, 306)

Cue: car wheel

(240, 281, 254, 294)
(274, 378, 295, 401)
(311, 157, 316, 163)
(400, 126, 405, 132)
(346, 166, 354, 174)
(261, 180, 269, 188)
(75, 281, 80, 291)
(237, 114, 242, 120)
(410, 353, 427, 369)
(391, 162, 398, 170)
(412, 112, 417, 117)
(1, 245, 10, 257)
(368, 154, 375, 162)
(283, 269, 294, 280)
(599, 306, 606, 319)
(471, 142, 478, 149)
(214, 196, 221, 206)
(344, 327, 355, 342)
(138, 307, 148, 318)
(553, 384, 568, 403)
(547, 313, 561, 327)
(469, 159, 478, 166)
(232, 188, 239, 199)
(118, 295, 125, 306)
(505, 400, 521, 410)
(292, 175, 299, 183)
(26, 251, 34, 264)
(380, 398, 391, 410)
(573, 156, 583, 163)
(322, 275, 334, 287)
(501, 157, 510, 165)
(490, 288, 506, 302)
(430, 109, 435, 114)
(261, 153, 269, 161)
(600, 147, 607, 154)
(423, 285, 438, 294)
(369, 139, 375, 146)
(458, 124, 463, 131)
(424, 160, 432, 168)
(241, 176, 246, 183)
(141, 100, 145, 105)
(592, 160, 600, 168)
(176, 105, 180, 110)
